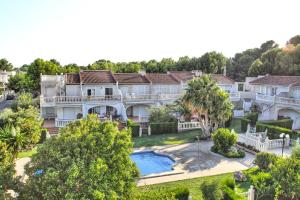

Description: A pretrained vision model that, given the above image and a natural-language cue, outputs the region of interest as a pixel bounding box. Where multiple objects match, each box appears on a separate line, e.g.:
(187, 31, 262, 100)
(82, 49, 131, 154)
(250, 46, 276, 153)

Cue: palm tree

(182, 75, 233, 137)
(0, 126, 27, 158)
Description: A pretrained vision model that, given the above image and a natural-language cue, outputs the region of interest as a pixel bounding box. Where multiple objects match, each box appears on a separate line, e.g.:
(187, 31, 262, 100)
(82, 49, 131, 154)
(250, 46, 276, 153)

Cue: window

(87, 89, 95, 96)
(271, 87, 277, 96)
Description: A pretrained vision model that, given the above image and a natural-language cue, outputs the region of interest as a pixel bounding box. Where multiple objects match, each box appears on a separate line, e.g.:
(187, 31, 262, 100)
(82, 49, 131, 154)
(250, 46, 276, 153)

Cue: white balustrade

(178, 121, 202, 131)
(256, 93, 275, 102)
(55, 119, 76, 127)
(275, 96, 300, 105)
(229, 92, 241, 101)
(55, 96, 82, 103)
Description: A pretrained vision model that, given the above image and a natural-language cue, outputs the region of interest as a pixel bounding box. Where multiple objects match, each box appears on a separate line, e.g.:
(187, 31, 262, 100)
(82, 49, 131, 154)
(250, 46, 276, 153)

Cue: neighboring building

(0, 70, 16, 84)
(248, 74, 300, 129)
(40, 70, 238, 128)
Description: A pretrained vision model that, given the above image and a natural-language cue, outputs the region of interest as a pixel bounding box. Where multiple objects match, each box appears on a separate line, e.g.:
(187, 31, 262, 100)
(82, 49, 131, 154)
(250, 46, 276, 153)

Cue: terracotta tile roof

(211, 74, 235, 84)
(114, 73, 150, 84)
(66, 73, 80, 84)
(168, 71, 194, 81)
(79, 70, 116, 84)
(146, 73, 180, 84)
(249, 75, 300, 86)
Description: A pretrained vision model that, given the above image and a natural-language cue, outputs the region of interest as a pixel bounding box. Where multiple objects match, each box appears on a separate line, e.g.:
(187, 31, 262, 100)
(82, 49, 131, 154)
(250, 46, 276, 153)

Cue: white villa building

(40, 70, 239, 129)
(248, 75, 300, 129)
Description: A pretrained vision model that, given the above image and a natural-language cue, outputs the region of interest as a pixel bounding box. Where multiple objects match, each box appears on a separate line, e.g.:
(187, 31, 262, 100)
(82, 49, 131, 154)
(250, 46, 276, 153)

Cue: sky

(0, 0, 299, 67)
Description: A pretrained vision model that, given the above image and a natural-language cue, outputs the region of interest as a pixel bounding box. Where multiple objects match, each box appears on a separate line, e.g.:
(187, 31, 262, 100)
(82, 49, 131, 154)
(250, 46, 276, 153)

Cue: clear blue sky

(0, 0, 299, 67)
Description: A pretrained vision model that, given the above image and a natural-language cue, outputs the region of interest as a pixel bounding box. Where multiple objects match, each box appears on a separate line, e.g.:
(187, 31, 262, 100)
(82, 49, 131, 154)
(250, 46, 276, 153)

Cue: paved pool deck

(136, 141, 256, 186)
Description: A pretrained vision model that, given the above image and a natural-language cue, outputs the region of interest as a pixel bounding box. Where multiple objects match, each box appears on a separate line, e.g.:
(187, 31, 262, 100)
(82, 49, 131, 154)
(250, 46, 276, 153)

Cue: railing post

(148, 126, 151, 136)
(248, 185, 254, 200)
(139, 127, 142, 137)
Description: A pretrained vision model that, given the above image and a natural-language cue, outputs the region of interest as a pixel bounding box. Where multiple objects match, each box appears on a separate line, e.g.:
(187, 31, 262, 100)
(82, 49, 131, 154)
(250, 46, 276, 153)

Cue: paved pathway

(15, 157, 31, 182)
(136, 141, 256, 186)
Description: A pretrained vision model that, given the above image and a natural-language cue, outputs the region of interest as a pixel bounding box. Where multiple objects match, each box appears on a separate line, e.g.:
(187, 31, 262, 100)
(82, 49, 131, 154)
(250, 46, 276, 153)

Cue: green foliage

(199, 51, 226, 73)
(11, 92, 36, 111)
(288, 35, 300, 46)
(127, 119, 140, 137)
(291, 145, 300, 159)
(256, 123, 295, 139)
(270, 157, 300, 199)
(212, 128, 237, 153)
(0, 107, 43, 150)
(240, 118, 250, 132)
(0, 58, 13, 71)
(200, 179, 223, 200)
(258, 118, 293, 129)
(19, 115, 139, 200)
(169, 186, 190, 200)
(135, 187, 176, 200)
(150, 122, 178, 135)
(182, 75, 233, 136)
(149, 106, 177, 123)
(7, 73, 35, 93)
(240, 112, 258, 132)
(250, 172, 275, 200)
(254, 152, 278, 171)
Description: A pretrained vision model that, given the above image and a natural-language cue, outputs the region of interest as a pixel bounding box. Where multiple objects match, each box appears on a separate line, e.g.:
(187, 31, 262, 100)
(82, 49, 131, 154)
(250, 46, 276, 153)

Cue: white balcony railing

(55, 119, 76, 127)
(178, 121, 202, 131)
(123, 94, 181, 101)
(41, 75, 61, 82)
(255, 93, 300, 106)
(41, 95, 122, 104)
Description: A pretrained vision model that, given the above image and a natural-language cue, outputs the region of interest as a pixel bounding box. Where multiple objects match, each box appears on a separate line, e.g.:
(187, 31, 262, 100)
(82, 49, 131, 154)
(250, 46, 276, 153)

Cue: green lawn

(138, 173, 250, 200)
(133, 129, 202, 148)
(17, 146, 38, 158)
(229, 118, 242, 133)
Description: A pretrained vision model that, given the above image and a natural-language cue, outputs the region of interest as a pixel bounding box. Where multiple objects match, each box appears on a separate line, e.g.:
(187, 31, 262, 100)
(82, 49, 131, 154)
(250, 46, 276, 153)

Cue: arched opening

(126, 104, 150, 122)
(278, 108, 300, 129)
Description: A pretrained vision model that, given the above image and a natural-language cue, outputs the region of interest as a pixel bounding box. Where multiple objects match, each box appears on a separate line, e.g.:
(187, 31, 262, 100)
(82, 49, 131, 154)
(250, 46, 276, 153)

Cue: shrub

(135, 188, 176, 199)
(11, 92, 35, 111)
(256, 123, 296, 139)
(200, 180, 223, 200)
(38, 129, 48, 143)
(250, 172, 275, 200)
(149, 106, 177, 123)
(221, 177, 235, 190)
(127, 119, 140, 137)
(258, 119, 293, 129)
(240, 112, 258, 132)
(168, 186, 190, 200)
(150, 122, 178, 135)
(254, 152, 278, 171)
(291, 145, 300, 160)
(222, 186, 244, 200)
(212, 128, 237, 153)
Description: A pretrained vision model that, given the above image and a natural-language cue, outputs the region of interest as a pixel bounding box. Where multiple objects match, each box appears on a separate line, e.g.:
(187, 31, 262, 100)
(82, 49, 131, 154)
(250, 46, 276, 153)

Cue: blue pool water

(130, 151, 175, 176)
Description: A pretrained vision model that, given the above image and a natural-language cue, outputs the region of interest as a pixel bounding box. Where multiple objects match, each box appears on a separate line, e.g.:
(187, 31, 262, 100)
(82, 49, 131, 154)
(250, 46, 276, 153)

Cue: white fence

(239, 185, 255, 200)
(55, 119, 76, 127)
(178, 121, 202, 131)
(237, 127, 290, 152)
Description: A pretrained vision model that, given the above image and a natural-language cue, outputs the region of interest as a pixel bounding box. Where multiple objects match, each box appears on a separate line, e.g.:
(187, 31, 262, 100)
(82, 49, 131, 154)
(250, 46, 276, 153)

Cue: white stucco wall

(253, 85, 289, 96)
(57, 107, 82, 119)
(66, 85, 81, 96)
(278, 109, 300, 129)
(291, 87, 300, 99)
(151, 84, 181, 94)
(82, 84, 118, 96)
(119, 85, 150, 96)
(218, 84, 236, 93)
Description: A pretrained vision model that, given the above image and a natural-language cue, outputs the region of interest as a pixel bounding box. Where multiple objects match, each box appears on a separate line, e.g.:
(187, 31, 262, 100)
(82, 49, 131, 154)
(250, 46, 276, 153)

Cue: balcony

(41, 95, 122, 105)
(55, 118, 76, 127)
(255, 93, 300, 106)
(123, 94, 181, 102)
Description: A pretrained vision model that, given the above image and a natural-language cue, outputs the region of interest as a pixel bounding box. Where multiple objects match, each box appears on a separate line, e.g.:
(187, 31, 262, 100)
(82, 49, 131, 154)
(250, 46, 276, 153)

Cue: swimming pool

(130, 151, 175, 176)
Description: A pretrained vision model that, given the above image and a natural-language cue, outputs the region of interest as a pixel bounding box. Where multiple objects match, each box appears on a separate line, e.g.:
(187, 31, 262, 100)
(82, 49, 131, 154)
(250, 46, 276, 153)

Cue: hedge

(241, 112, 258, 132)
(137, 187, 189, 200)
(255, 123, 300, 139)
(258, 119, 293, 129)
(129, 125, 140, 137)
(150, 122, 178, 135)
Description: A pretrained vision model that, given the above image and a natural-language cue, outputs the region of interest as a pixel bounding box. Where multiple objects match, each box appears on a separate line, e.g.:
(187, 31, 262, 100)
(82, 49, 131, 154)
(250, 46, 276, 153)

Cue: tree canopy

(0, 58, 13, 71)
(19, 115, 138, 200)
(182, 75, 233, 136)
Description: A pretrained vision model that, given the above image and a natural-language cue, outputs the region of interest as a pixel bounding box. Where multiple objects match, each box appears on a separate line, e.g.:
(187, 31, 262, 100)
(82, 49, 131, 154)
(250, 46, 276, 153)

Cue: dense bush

(212, 128, 237, 153)
(211, 146, 245, 158)
(254, 152, 278, 171)
(150, 122, 178, 135)
(149, 106, 177, 123)
(291, 145, 300, 160)
(250, 172, 275, 200)
(241, 112, 258, 132)
(256, 123, 297, 139)
(258, 119, 293, 129)
(200, 179, 223, 200)
(168, 186, 190, 200)
(127, 119, 140, 137)
(136, 186, 189, 200)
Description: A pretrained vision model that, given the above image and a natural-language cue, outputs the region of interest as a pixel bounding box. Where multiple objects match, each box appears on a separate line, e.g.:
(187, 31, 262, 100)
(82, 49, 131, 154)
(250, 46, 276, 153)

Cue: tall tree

(287, 35, 300, 46)
(182, 75, 233, 136)
(19, 115, 138, 200)
(0, 58, 13, 71)
(199, 51, 226, 74)
(89, 59, 115, 70)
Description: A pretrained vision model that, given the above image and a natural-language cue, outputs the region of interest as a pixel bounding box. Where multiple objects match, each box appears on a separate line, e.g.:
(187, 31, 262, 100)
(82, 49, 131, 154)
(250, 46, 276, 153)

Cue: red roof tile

(66, 73, 80, 84)
(249, 75, 300, 85)
(146, 73, 180, 84)
(79, 71, 116, 84)
(114, 73, 150, 84)
(211, 74, 235, 84)
(168, 71, 194, 81)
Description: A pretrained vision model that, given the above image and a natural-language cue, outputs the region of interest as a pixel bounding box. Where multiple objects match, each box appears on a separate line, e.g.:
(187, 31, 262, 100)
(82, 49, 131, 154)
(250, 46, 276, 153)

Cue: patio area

(135, 141, 256, 186)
